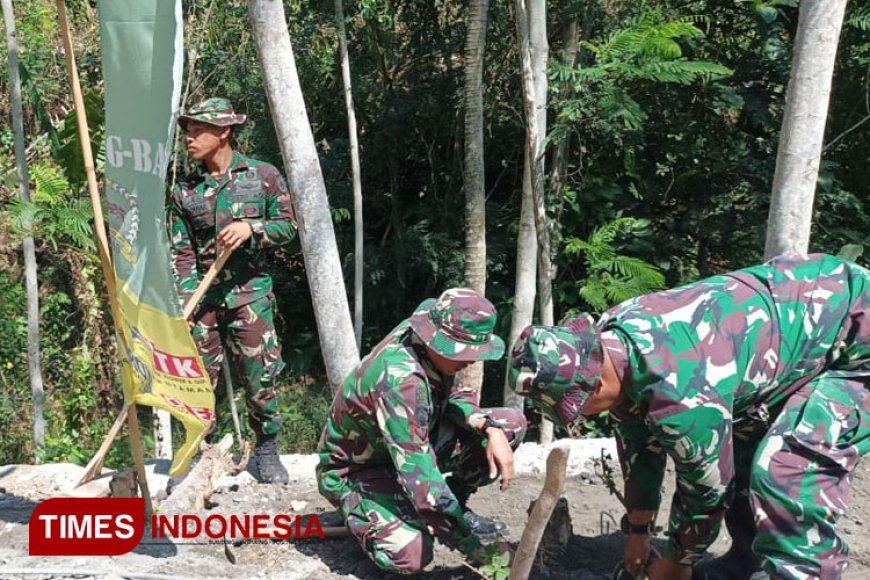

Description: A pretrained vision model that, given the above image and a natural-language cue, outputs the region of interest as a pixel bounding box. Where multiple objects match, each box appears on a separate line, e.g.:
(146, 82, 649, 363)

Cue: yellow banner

(100, 0, 214, 476)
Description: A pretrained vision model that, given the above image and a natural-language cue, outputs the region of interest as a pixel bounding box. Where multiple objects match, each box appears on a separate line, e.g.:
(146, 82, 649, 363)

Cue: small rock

(290, 500, 308, 512)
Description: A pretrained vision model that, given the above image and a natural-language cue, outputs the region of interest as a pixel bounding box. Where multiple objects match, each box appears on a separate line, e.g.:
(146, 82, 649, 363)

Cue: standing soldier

(317, 288, 527, 574)
(170, 97, 297, 484)
(508, 254, 870, 580)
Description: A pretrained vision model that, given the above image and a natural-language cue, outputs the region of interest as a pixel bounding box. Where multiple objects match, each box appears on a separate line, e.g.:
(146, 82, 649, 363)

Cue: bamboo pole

(55, 0, 152, 517)
(182, 247, 231, 319)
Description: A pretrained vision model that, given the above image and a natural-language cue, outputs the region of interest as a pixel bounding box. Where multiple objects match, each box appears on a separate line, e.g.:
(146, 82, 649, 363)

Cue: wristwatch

(479, 415, 502, 435)
(620, 514, 654, 535)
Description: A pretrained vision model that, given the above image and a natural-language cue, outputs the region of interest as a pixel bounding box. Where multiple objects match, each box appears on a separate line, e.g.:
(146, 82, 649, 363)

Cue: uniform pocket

(232, 200, 265, 219)
(784, 377, 869, 473)
(189, 207, 214, 230)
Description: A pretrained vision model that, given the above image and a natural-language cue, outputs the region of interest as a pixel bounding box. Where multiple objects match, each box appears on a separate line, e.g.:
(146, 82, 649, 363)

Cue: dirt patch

(2, 442, 870, 579)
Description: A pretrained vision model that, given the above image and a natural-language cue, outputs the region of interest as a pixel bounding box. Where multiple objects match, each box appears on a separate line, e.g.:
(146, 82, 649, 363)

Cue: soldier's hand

(217, 221, 253, 251)
(485, 427, 514, 491)
(623, 531, 651, 576)
(644, 555, 690, 580)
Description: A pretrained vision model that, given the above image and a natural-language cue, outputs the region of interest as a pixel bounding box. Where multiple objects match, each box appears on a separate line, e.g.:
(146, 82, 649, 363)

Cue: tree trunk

(334, 0, 364, 352)
(2, 0, 46, 452)
(764, 0, 849, 259)
(549, 19, 579, 205)
(248, 0, 360, 390)
(461, 0, 490, 393)
(504, 159, 537, 409)
(515, 0, 554, 442)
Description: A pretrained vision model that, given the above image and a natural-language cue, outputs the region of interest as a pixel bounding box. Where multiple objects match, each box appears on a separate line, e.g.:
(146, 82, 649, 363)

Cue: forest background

(0, 0, 868, 469)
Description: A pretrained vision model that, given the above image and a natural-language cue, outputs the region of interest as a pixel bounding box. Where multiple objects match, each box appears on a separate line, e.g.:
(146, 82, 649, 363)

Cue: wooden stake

(222, 358, 244, 449)
(183, 247, 231, 319)
(509, 444, 570, 580)
(55, 0, 152, 517)
(75, 403, 130, 487)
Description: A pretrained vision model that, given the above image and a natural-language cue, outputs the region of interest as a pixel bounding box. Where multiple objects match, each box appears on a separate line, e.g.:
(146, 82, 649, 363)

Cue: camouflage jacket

(317, 316, 489, 554)
(598, 254, 870, 564)
(169, 152, 297, 309)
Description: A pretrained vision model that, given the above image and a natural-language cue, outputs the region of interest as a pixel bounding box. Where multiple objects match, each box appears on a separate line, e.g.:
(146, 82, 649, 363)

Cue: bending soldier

(509, 254, 870, 580)
(169, 97, 297, 484)
(318, 288, 526, 574)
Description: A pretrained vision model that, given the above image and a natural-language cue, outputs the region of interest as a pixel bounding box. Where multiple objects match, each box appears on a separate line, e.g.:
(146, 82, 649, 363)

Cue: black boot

(252, 434, 289, 484)
(693, 495, 766, 580)
(448, 476, 508, 543)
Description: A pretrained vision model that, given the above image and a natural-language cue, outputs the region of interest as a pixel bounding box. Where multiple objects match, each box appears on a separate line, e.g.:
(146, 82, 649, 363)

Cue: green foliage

(7, 162, 95, 250)
(477, 544, 511, 580)
(275, 378, 334, 454)
(562, 218, 665, 314)
(848, 6, 870, 31)
(552, 10, 732, 131)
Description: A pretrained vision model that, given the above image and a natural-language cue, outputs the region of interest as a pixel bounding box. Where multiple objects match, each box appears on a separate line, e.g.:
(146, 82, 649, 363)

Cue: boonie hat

(508, 314, 604, 426)
(409, 288, 505, 362)
(178, 97, 247, 130)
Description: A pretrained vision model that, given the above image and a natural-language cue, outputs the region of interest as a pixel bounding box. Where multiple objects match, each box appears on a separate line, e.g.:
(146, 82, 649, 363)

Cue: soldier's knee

(373, 532, 433, 574)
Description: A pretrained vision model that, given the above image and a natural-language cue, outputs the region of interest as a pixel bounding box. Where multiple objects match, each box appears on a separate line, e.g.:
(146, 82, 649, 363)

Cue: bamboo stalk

(182, 247, 231, 319)
(75, 403, 130, 487)
(55, 0, 152, 517)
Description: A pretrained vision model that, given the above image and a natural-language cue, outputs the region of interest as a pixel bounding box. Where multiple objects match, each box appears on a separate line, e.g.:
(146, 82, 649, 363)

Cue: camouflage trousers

(334, 407, 526, 574)
(741, 371, 870, 580)
(191, 294, 285, 436)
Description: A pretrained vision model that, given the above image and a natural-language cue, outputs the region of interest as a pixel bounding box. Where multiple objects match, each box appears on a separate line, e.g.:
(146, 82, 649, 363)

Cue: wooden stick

(75, 403, 130, 487)
(222, 358, 244, 448)
(508, 444, 571, 580)
(56, 0, 152, 516)
(183, 247, 232, 319)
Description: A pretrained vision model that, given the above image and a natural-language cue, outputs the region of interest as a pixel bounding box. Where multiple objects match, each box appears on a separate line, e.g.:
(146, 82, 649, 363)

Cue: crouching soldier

(508, 254, 870, 580)
(317, 288, 527, 574)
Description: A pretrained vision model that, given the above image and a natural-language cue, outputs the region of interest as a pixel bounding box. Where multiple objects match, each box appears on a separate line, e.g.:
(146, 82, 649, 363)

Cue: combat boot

(463, 510, 508, 544)
(252, 433, 289, 484)
(448, 475, 508, 544)
(693, 495, 765, 580)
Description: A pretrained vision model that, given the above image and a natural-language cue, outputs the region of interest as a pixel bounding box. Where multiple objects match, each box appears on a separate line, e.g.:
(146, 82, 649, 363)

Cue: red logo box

(29, 498, 145, 556)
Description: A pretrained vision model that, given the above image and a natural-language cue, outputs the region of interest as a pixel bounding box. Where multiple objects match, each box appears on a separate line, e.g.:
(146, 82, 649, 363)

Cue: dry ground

(2, 440, 870, 579)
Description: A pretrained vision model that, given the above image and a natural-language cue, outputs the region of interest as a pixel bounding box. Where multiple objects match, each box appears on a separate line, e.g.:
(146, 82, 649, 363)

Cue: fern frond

(598, 89, 646, 129)
(601, 256, 666, 288)
(636, 60, 733, 84)
(579, 281, 610, 312)
(848, 6, 870, 30)
(30, 163, 71, 203)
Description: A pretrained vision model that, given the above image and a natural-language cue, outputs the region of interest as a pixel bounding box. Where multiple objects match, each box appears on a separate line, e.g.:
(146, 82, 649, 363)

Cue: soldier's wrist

(620, 513, 654, 535)
(477, 416, 503, 437)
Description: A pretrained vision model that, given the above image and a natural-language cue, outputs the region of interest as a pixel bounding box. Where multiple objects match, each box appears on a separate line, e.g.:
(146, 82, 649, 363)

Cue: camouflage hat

(409, 288, 505, 362)
(178, 97, 247, 130)
(508, 314, 604, 426)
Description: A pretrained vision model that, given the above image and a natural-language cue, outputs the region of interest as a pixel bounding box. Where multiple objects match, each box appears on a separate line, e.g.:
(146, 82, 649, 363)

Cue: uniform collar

(409, 331, 450, 387)
(195, 151, 249, 183)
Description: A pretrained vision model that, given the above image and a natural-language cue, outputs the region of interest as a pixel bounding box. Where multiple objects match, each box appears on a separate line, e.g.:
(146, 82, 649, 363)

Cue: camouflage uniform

(170, 98, 297, 437)
(317, 289, 527, 574)
(510, 254, 870, 579)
